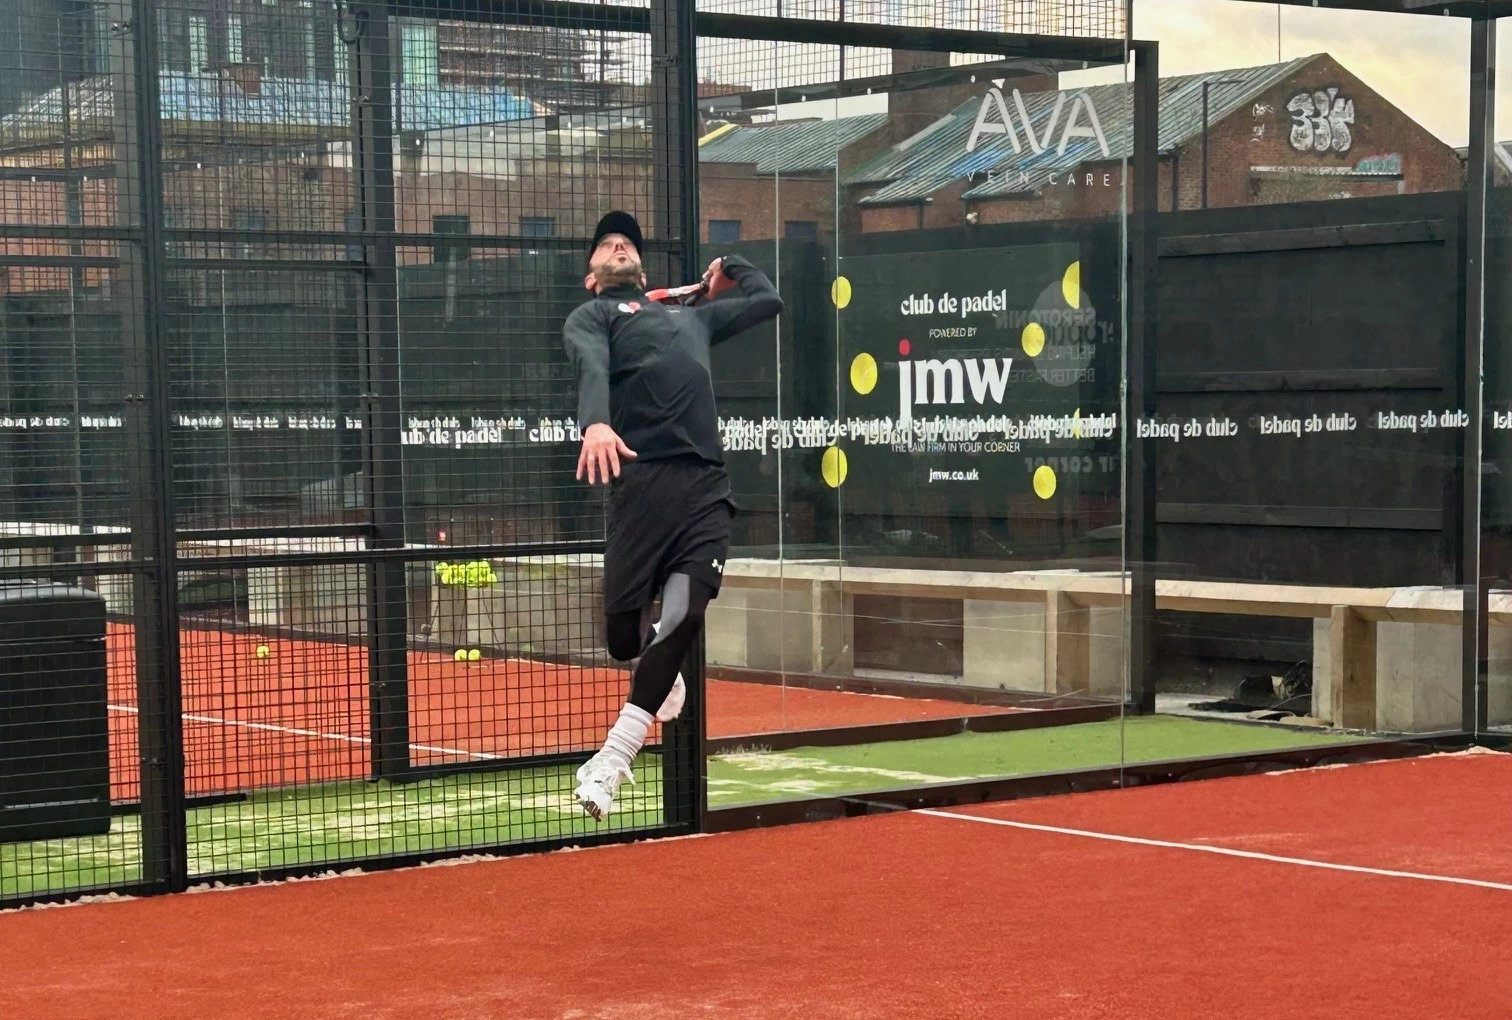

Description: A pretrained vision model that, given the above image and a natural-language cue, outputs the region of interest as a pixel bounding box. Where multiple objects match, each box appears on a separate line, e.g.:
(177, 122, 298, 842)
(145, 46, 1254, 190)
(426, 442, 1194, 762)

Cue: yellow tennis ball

(454, 648, 468, 662)
(467, 648, 481, 662)
(849, 352, 878, 395)
(1021, 321, 1045, 358)
(1062, 261, 1081, 308)
(831, 276, 852, 309)
(255, 644, 270, 659)
(821, 445, 848, 488)
(1033, 465, 1057, 500)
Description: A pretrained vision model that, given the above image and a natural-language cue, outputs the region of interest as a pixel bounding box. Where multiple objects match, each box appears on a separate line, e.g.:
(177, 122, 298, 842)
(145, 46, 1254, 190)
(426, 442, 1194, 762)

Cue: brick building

(0, 49, 1479, 295)
(700, 53, 1471, 237)
(0, 68, 556, 292)
(0, 0, 108, 119)
(696, 113, 887, 244)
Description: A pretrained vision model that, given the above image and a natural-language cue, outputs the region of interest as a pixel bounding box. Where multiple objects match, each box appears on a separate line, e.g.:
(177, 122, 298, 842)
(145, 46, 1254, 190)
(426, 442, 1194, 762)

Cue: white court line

(107, 704, 503, 762)
(917, 808, 1512, 893)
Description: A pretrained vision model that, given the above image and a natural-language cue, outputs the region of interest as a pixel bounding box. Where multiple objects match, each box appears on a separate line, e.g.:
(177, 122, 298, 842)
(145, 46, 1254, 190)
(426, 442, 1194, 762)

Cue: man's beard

(593, 259, 642, 290)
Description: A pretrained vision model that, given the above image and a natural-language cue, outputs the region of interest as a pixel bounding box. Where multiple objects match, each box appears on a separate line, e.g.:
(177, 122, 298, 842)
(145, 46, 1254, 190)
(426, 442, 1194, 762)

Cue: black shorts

(602, 455, 735, 615)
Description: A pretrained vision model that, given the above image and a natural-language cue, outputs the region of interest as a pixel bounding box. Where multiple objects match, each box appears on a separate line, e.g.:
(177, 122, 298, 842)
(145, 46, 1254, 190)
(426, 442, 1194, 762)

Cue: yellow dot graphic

(1061, 261, 1081, 309)
(1033, 464, 1057, 500)
(821, 445, 849, 488)
(1021, 321, 1046, 357)
(831, 276, 852, 309)
(850, 352, 878, 395)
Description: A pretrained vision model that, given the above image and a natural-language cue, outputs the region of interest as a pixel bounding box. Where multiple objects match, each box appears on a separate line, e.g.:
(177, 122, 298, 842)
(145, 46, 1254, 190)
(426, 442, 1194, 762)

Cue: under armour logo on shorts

(712, 559, 723, 574)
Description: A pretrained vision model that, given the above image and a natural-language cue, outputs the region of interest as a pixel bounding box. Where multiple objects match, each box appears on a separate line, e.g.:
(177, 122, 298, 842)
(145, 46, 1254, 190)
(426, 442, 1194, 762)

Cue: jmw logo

(899, 357, 1014, 429)
(966, 87, 1111, 158)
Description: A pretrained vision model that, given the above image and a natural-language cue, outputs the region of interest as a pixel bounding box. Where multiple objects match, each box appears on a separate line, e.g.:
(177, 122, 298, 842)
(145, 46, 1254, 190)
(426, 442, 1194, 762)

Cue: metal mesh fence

(2, 0, 1125, 906)
(1, 0, 694, 905)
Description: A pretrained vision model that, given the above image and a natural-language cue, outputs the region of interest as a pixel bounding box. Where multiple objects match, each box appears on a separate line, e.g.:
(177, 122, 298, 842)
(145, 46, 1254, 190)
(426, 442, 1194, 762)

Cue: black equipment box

(0, 581, 111, 843)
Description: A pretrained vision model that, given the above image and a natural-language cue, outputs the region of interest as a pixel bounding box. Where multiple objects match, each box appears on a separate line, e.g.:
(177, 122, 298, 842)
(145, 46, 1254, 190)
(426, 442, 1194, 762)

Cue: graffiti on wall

(1251, 101, 1273, 143)
(1285, 88, 1356, 154)
(1354, 152, 1402, 175)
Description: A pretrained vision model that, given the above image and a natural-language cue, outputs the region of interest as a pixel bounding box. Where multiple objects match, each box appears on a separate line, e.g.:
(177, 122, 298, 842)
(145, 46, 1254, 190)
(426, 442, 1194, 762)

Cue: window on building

(189, 16, 208, 73)
(94, 10, 114, 74)
(343, 211, 362, 263)
(400, 20, 439, 87)
(230, 208, 268, 259)
(156, 9, 183, 72)
(519, 216, 557, 238)
(433, 214, 471, 263)
(303, 19, 317, 78)
(332, 25, 348, 82)
(784, 220, 819, 241)
(709, 219, 742, 243)
(227, 15, 244, 64)
(164, 207, 188, 258)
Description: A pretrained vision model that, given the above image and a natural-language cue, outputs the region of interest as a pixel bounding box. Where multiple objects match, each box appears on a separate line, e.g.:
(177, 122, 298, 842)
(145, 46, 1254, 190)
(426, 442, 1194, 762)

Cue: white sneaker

(649, 622, 686, 722)
(574, 751, 633, 822)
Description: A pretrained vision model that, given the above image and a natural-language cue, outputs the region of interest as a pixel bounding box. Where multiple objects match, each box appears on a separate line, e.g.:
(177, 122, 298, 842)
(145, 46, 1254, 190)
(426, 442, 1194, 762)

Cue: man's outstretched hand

(577, 423, 637, 485)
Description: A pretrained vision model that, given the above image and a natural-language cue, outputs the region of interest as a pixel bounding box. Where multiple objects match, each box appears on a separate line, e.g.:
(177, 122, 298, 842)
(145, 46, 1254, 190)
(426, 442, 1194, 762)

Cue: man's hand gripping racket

(645, 257, 736, 306)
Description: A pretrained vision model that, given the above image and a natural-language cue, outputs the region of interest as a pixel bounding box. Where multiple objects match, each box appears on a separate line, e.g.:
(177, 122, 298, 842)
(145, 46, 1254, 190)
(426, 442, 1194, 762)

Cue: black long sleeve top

(562, 254, 784, 466)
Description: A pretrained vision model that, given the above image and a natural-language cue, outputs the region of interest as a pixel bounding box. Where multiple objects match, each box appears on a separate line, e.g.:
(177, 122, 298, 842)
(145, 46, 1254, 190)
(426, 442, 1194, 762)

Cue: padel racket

(645, 281, 707, 306)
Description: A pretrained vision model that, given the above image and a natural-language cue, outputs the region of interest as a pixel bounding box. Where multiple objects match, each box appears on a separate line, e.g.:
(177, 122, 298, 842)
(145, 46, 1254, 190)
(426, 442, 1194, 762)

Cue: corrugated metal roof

(1454, 141, 1512, 175)
(0, 72, 546, 146)
(847, 55, 1319, 205)
(698, 113, 888, 174)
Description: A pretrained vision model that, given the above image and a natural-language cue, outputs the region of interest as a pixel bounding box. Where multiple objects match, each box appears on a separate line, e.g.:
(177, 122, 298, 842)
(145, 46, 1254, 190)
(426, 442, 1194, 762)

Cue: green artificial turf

(3, 716, 1364, 901)
(705, 715, 1365, 805)
(2, 760, 663, 900)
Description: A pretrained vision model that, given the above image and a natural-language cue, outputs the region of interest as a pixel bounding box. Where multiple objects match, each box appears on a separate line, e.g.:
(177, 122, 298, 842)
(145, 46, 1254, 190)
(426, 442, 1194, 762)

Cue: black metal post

(1127, 41, 1160, 716)
(350, 2, 410, 780)
(650, 0, 704, 829)
(1463, 18, 1494, 735)
(112, 0, 187, 892)
(61, 60, 88, 566)
(1201, 80, 1209, 211)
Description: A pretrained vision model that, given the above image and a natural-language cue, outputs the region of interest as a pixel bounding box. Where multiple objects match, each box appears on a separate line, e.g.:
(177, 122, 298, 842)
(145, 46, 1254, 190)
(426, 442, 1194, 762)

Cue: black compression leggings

(605, 573, 713, 715)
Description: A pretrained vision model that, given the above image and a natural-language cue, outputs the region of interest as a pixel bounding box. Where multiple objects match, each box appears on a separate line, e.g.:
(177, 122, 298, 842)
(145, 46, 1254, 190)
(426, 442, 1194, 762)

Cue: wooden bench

(707, 559, 1512, 733)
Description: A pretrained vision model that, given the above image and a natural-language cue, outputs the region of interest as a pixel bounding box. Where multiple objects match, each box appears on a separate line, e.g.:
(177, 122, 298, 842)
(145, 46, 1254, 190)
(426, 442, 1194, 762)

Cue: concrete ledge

(11, 536, 1509, 733)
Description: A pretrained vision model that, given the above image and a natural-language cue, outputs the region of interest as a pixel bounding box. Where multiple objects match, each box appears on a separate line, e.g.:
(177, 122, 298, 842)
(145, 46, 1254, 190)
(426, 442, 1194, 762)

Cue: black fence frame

(38, 0, 1512, 912)
(0, 0, 1137, 906)
(24, 0, 1502, 909)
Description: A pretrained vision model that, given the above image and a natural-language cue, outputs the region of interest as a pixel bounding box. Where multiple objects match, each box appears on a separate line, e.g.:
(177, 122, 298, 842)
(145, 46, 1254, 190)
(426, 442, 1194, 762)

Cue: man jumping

(564, 210, 783, 820)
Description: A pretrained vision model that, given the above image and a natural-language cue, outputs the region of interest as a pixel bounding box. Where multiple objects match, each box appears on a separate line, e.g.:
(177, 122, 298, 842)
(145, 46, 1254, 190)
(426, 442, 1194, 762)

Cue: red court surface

(105, 625, 1014, 800)
(6, 751, 1510, 1019)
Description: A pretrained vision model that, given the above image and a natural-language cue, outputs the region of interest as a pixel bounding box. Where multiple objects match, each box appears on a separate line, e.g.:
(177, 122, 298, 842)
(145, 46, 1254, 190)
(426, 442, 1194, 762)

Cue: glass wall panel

(700, 10, 1134, 811)
(1132, 1, 1471, 749)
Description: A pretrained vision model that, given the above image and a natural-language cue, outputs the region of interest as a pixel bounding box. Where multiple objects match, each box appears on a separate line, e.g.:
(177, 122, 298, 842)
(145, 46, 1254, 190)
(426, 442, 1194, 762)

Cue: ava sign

(965, 87, 1112, 159)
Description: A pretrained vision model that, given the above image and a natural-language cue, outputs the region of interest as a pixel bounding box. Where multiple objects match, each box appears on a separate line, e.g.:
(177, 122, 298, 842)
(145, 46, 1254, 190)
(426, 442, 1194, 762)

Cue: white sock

(601, 703, 653, 769)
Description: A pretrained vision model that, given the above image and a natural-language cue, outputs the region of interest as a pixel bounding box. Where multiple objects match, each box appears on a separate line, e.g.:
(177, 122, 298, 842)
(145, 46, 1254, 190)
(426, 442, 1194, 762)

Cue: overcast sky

(1073, 0, 1512, 148)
